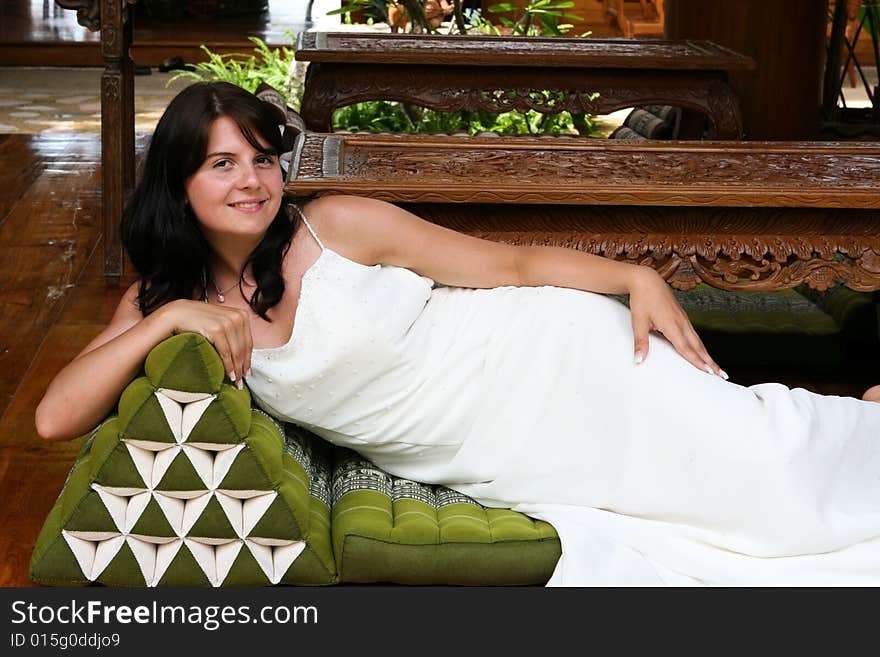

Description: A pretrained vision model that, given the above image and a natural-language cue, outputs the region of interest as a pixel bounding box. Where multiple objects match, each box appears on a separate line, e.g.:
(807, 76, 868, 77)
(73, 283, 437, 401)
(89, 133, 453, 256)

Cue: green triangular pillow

(30, 333, 337, 587)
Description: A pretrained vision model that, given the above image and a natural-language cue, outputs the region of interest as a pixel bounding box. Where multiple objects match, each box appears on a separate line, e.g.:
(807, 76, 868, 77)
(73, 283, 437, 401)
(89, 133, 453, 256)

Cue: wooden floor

(0, 133, 137, 587)
(0, 0, 315, 67)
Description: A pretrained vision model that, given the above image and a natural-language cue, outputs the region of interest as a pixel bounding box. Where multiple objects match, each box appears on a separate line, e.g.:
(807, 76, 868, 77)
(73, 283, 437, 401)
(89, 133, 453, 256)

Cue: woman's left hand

(627, 266, 727, 379)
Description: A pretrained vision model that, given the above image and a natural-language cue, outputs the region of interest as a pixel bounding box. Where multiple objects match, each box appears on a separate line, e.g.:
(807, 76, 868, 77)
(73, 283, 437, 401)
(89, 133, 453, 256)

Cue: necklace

(204, 268, 255, 304)
(212, 279, 239, 303)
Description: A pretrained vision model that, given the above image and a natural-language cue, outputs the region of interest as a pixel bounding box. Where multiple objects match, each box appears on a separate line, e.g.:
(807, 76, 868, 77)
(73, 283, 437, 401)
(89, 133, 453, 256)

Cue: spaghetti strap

(292, 205, 324, 250)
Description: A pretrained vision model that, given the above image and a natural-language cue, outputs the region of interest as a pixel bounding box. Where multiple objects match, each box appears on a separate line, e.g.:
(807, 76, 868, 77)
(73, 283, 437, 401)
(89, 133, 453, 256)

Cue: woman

(36, 82, 880, 585)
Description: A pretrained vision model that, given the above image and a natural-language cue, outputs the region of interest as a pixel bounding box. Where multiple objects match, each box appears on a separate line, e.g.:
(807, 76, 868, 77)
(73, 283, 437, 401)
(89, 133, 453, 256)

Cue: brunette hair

(122, 81, 295, 320)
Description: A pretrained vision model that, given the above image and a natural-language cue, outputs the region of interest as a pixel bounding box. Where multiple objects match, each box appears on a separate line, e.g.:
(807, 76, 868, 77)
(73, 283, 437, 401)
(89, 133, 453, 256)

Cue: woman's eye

(256, 155, 276, 167)
(212, 159, 232, 169)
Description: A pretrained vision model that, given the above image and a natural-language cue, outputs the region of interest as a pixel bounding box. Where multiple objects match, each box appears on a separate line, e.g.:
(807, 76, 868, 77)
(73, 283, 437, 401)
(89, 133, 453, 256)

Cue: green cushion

(676, 285, 878, 370)
(614, 284, 878, 370)
(330, 449, 560, 585)
(30, 333, 337, 587)
(675, 286, 840, 335)
(31, 332, 561, 587)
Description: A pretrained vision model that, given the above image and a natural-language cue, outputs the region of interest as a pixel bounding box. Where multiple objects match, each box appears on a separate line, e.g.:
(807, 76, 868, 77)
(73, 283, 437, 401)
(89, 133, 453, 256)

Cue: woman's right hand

(37, 284, 256, 441)
(158, 300, 254, 386)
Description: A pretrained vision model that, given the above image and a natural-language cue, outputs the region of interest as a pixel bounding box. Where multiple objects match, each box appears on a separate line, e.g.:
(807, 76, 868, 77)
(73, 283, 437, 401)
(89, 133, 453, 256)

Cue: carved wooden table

(296, 32, 755, 140)
(287, 133, 880, 292)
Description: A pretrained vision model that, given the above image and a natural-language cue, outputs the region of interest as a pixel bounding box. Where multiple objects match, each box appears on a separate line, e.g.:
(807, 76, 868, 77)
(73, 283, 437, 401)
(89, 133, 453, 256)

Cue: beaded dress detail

(247, 214, 880, 585)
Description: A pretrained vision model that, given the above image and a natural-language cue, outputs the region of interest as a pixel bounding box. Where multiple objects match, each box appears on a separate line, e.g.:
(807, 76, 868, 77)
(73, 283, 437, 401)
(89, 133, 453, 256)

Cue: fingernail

(720, 369, 729, 380)
(229, 371, 236, 382)
(236, 379, 244, 390)
(704, 364, 715, 375)
(245, 369, 252, 379)
(634, 352, 644, 365)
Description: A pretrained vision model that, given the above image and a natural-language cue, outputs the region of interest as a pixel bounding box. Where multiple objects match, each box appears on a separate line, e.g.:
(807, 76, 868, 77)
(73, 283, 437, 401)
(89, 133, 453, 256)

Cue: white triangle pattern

(157, 388, 213, 404)
(154, 392, 183, 443)
(181, 397, 216, 441)
(65, 387, 305, 587)
(246, 539, 307, 585)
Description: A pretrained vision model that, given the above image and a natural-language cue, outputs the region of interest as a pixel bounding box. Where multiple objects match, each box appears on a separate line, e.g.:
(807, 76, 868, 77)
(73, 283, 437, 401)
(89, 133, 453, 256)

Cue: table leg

(99, 0, 133, 280)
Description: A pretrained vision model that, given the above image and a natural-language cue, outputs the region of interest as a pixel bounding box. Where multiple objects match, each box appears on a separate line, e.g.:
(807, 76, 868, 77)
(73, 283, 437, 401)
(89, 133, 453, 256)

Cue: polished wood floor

(0, 0, 315, 67)
(0, 133, 137, 587)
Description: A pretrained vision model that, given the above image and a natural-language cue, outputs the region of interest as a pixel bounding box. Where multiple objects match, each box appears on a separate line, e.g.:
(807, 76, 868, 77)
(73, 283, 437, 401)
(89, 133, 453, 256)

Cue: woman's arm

(304, 195, 722, 376)
(36, 283, 253, 442)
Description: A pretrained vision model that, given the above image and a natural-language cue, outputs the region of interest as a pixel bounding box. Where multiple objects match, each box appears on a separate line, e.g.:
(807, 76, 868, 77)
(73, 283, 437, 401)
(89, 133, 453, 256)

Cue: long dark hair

(122, 81, 295, 320)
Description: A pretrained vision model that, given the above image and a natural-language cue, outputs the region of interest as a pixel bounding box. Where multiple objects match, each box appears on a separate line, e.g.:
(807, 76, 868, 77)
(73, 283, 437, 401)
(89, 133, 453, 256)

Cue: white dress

(247, 216, 880, 586)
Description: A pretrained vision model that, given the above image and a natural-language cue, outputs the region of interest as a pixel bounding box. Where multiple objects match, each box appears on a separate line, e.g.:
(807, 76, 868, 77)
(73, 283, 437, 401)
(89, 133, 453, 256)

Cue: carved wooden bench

(286, 132, 880, 293)
(296, 32, 754, 140)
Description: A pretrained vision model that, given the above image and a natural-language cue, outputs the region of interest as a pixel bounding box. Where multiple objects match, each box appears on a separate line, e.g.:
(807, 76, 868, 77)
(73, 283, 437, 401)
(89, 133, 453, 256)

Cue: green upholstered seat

(329, 447, 560, 585)
(30, 333, 561, 587)
(677, 285, 878, 370)
(613, 284, 878, 370)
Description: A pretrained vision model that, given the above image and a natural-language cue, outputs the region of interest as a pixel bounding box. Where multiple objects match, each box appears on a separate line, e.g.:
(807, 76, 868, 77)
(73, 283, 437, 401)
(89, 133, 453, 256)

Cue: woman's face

(184, 115, 283, 245)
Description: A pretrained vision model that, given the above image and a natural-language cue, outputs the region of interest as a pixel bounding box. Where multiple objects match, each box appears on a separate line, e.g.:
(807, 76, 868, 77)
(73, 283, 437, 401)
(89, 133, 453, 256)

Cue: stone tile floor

(0, 67, 195, 134)
(840, 64, 878, 108)
(1, 64, 874, 136)
(0, 65, 629, 137)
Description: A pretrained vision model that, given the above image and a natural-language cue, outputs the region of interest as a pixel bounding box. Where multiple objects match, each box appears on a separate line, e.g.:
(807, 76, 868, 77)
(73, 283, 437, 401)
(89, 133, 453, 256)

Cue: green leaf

(487, 3, 519, 12)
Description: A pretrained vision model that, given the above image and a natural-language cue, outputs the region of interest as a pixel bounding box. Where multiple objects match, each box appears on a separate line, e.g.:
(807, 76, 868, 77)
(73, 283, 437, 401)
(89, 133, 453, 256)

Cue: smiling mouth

(228, 200, 267, 210)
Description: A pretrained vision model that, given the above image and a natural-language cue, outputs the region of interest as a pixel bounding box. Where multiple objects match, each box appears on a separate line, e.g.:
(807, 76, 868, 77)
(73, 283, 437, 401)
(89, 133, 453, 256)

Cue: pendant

(217, 293, 225, 303)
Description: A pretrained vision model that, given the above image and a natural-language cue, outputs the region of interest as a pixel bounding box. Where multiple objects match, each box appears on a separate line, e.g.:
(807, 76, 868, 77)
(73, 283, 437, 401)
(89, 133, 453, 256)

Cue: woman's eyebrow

(205, 150, 235, 158)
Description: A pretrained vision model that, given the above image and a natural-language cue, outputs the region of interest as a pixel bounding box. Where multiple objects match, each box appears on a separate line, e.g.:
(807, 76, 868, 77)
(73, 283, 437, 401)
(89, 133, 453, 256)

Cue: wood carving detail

(300, 66, 744, 137)
(299, 33, 755, 70)
(384, 204, 880, 292)
(317, 34, 705, 60)
(296, 138, 327, 179)
(101, 74, 119, 104)
(335, 188, 878, 209)
(55, 0, 101, 30)
(706, 79, 741, 139)
(334, 145, 880, 190)
(55, 0, 138, 31)
(461, 231, 880, 292)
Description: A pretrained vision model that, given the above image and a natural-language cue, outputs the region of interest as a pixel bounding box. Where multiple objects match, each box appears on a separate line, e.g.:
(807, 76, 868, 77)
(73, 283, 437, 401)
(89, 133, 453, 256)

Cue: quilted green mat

(31, 333, 561, 586)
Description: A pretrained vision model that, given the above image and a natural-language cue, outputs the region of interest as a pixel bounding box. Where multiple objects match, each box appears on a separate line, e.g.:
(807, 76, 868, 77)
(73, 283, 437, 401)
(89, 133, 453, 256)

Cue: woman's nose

(237, 163, 260, 188)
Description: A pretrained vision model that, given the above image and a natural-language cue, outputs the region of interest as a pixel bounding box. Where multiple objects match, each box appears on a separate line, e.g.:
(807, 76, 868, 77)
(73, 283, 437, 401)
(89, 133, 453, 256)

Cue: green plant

(325, 0, 596, 136)
(332, 0, 453, 34)
(487, 0, 587, 36)
(331, 0, 390, 27)
(857, 0, 880, 39)
(334, 0, 587, 36)
(168, 33, 303, 110)
(332, 98, 600, 137)
(173, 4, 599, 137)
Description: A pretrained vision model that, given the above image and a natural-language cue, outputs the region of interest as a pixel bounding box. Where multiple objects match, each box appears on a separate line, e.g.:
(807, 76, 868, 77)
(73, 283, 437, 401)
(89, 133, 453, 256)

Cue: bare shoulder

(300, 194, 391, 228)
(298, 195, 400, 262)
